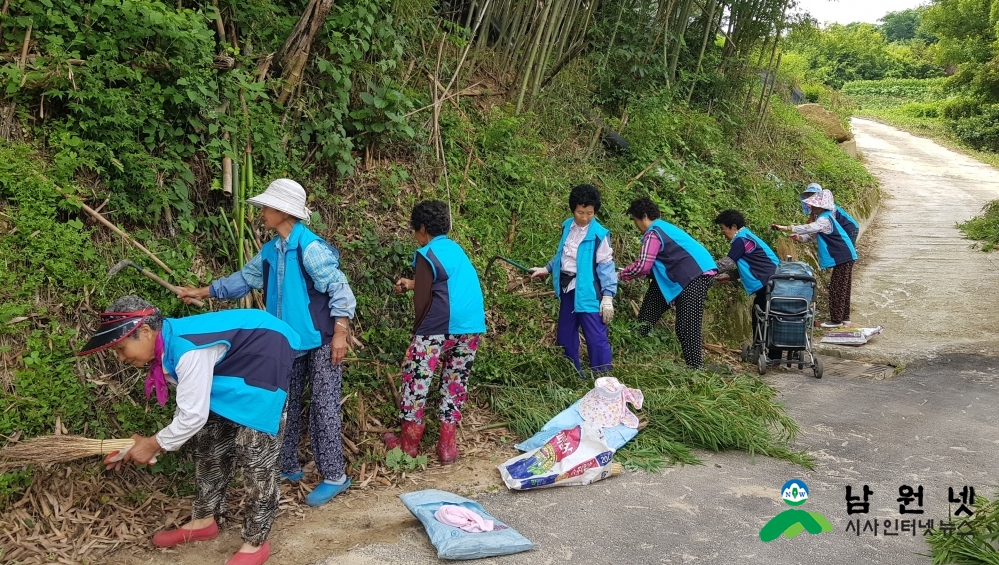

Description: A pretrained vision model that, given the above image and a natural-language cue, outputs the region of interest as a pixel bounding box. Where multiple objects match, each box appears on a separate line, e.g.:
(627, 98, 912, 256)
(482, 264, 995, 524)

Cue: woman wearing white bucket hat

(177, 178, 355, 507)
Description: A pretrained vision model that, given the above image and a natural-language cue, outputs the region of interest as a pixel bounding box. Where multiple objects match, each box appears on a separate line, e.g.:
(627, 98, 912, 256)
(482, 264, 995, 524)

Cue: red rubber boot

(437, 422, 458, 465)
(385, 420, 425, 458)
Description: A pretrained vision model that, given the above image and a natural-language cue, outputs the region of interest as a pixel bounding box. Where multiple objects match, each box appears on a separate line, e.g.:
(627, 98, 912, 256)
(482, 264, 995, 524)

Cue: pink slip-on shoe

(151, 521, 219, 547)
(225, 541, 270, 565)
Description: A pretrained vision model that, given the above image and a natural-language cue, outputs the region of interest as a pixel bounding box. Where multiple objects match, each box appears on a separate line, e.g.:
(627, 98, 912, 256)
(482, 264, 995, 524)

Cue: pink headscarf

(803, 189, 835, 212)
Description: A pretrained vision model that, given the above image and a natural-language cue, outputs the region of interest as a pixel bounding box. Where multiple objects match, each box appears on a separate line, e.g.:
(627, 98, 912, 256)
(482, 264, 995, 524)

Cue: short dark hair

(714, 209, 746, 229)
(410, 200, 451, 236)
(626, 197, 660, 221)
(568, 184, 601, 214)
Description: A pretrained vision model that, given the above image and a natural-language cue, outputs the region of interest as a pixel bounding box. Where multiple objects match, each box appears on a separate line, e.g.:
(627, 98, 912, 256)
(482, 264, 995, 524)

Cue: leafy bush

(950, 105, 999, 152)
(842, 77, 947, 108)
(941, 97, 984, 120)
(899, 102, 940, 118)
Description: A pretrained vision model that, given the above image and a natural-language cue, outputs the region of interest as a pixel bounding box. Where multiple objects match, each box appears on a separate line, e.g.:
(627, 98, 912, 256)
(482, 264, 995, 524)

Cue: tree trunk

(276, 0, 336, 105)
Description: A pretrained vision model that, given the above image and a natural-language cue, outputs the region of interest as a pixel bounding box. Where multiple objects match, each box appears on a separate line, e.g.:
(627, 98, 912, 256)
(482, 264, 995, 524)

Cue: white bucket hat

(246, 178, 311, 224)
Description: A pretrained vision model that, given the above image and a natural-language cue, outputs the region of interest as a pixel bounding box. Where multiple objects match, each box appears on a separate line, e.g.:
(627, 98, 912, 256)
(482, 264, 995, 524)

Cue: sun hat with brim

(77, 308, 157, 356)
(803, 189, 835, 212)
(246, 178, 311, 224)
(800, 183, 822, 214)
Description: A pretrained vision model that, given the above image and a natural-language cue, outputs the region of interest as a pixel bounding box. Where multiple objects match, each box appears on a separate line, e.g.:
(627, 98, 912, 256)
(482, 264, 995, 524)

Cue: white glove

(600, 296, 614, 324)
(529, 267, 549, 279)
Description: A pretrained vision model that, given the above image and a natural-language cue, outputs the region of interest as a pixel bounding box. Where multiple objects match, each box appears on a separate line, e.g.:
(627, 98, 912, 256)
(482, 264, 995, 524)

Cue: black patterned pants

(829, 261, 854, 324)
(280, 343, 346, 481)
(638, 275, 713, 368)
(191, 413, 283, 546)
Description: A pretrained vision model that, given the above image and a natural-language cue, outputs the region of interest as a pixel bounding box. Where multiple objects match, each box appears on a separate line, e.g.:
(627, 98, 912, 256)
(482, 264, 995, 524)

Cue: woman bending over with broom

(78, 295, 301, 565)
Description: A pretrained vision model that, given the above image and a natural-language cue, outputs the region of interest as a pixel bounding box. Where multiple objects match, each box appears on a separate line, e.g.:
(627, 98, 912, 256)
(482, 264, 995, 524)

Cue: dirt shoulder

(107, 432, 517, 565)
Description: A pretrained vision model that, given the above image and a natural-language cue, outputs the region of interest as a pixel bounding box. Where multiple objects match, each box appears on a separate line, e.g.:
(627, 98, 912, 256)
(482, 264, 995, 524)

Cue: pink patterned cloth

(803, 189, 835, 211)
(578, 377, 644, 429)
(434, 505, 494, 533)
(145, 333, 168, 406)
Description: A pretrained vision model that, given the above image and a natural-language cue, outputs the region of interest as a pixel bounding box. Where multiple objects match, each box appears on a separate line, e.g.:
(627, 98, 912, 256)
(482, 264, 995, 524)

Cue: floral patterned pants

(399, 334, 481, 424)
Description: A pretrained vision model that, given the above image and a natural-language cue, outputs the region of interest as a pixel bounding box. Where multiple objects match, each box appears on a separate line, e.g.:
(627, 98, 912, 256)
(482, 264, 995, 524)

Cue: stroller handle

(768, 273, 816, 284)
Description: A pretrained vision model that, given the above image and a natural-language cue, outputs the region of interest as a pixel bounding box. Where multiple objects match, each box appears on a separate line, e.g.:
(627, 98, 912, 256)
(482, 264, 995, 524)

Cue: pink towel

(434, 505, 494, 533)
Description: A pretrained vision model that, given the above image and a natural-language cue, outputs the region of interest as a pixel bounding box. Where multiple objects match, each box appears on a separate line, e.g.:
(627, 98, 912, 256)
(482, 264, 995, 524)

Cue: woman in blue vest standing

(529, 184, 617, 375)
(387, 200, 486, 464)
(619, 197, 717, 368)
(801, 183, 859, 244)
(176, 179, 356, 507)
(78, 296, 299, 565)
(774, 189, 858, 328)
(712, 210, 781, 358)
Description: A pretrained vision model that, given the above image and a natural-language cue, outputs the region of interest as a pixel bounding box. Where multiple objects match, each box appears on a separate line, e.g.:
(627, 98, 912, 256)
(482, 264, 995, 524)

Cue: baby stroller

(740, 260, 823, 378)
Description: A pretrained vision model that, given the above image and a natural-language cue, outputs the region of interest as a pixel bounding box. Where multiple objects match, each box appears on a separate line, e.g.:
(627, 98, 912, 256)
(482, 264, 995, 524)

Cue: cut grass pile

(479, 346, 812, 472)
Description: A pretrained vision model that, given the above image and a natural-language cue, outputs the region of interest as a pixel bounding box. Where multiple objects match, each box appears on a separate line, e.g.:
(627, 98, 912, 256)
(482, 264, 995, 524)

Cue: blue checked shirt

(209, 237, 357, 320)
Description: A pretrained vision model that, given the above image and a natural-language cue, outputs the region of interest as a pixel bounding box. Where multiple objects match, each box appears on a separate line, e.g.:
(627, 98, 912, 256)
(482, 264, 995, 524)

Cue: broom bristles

(1, 436, 135, 465)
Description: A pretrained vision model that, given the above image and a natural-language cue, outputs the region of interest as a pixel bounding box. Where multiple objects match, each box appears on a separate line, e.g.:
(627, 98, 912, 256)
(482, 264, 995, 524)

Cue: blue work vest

(413, 235, 487, 335)
(835, 205, 860, 243)
(161, 309, 301, 436)
(732, 227, 779, 295)
(552, 219, 610, 314)
(816, 211, 858, 269)
(260, 222, 338, 351)
(648, 219, 717, 302)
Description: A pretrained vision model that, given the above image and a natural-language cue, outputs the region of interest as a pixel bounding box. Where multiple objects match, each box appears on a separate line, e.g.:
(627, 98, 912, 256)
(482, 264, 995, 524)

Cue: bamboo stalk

(515, 0, 552, 114)
(17, 24, 30, 72)
(687, 0, 719, 102)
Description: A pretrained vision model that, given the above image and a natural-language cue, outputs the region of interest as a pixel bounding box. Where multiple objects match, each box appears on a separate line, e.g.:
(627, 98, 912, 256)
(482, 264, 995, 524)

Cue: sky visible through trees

(796, 0, 928, 25)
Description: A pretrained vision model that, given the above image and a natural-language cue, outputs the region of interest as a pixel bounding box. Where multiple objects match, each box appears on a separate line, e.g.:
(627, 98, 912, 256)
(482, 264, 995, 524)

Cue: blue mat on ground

(514, 399, 638, 452)
(399, 489, 535, 560)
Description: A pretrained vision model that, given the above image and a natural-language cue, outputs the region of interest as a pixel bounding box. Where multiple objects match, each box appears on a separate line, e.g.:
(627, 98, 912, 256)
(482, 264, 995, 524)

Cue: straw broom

(0, 436, 138, 465)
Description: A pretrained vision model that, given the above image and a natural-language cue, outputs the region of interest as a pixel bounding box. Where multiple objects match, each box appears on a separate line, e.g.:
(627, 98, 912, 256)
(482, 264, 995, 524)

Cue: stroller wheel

(813, 357, 823, 379)
(758, 353, 768, 376)
(797, 351, 805, 370)
(741, 344, 750, 362)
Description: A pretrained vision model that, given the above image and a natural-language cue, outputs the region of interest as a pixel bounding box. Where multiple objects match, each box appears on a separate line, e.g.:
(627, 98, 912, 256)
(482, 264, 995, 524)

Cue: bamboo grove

(441, 0, 796, 113)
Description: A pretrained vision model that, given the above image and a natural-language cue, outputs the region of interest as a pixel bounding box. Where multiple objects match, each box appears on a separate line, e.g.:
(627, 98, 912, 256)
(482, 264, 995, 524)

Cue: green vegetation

(384, 447, 428, 472)
(925, 492, 999, 564)
(0, 0, 876, 516)
(785, 1, 999, 163)
(958, 201, 999, 252)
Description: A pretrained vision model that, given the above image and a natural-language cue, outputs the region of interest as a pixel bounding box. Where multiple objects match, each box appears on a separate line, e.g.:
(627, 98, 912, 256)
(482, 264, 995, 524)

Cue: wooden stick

(625, 153, 670, 190)
(18, 24, 30, 71)
(54, 186, 175, 275)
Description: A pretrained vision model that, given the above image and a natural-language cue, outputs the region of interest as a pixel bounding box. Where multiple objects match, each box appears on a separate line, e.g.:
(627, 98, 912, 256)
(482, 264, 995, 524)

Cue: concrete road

(825, 118, 999, 366)
(331, 356, 999, 565)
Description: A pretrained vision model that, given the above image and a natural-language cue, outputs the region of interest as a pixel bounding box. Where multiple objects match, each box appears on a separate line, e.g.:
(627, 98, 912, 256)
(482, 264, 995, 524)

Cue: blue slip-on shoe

(305, 478, 351, 507)
(281, 470, 305, 482)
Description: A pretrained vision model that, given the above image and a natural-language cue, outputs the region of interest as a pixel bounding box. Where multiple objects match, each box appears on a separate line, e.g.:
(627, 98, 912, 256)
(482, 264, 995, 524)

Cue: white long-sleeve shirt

(154, 343, 228, 451)
(559, 222, 614, 292)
